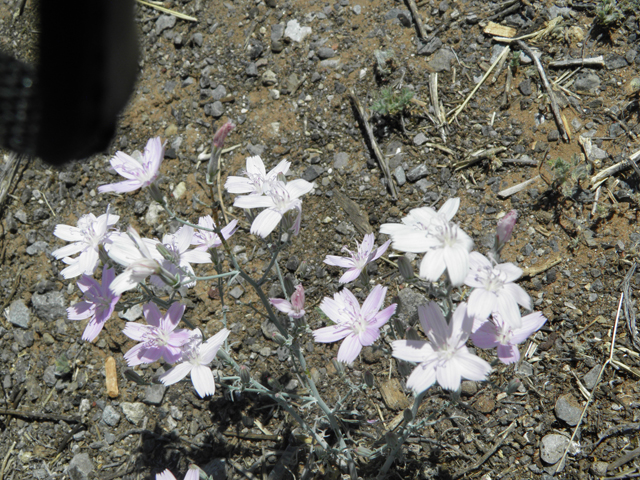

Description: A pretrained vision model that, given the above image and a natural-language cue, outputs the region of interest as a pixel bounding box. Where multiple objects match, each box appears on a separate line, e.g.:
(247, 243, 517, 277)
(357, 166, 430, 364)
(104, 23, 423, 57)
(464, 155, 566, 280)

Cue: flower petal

(159, 362, 193, 386)
(337, 334, 362, 365)
(391, 340, 432, 363)
(191, 365, 216, 397)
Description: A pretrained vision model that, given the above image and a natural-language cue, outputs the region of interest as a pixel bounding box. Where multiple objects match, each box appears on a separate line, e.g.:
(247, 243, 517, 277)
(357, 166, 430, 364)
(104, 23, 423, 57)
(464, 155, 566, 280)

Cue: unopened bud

(495, 209, 518, 252)
(155, 243, 174, 261)
(272, 333, 287, 346)
(148, 182, 165, 205)
(405, 327, 421, 341)
(239, 365, 251, 386)
(283, 275, 295, 297)
(402, 408, 414, 423)
(276, 172, 287, 183)
(364, 370, 374, 388)
(207, 122, 235, 185)
(332, 358, 345, 376)
(397, 255, 414, 280)
(505, 378, 522, 395)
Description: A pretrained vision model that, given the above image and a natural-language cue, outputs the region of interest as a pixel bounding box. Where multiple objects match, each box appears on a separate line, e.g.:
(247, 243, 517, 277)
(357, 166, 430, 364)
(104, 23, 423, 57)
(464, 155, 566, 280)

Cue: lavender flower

(159, 328, 230, 397)
(313, 285, 396, 365)
(464, 252, 531, 328)
(324, 233, 391, 283)
(122, 302, 191, 366)
(98, 137, 165, 194)
(67, 266, 121, 342)
(392, 302, 491, 393)
(52, 208, 119, 278)
(270, 284, 305, 319)
(156, 466, 199, 480)
(471, 311, 547, 364)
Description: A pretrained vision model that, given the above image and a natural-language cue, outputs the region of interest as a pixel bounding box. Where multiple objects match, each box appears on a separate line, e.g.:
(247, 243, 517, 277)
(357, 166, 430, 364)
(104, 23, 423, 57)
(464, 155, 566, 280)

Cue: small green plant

(594, 0, 624, 29)
(545, 153, 591, 197)
(371, 87, 414, 116)
(510, 50, 521, 73)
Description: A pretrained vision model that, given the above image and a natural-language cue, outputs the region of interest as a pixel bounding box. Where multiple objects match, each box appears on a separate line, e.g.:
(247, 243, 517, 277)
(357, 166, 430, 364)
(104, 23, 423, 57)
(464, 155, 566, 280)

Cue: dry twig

(549, 56, 604, 68)
(452, 421, 517, 479)
(517, 40, 570, 142)
(405, 0, 427, 40)
(349, 89, 398, 199)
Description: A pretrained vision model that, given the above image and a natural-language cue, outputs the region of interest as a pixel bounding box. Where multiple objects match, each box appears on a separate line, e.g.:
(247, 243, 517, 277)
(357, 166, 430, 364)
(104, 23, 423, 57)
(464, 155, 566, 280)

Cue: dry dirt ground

(1, 0, 640, 479)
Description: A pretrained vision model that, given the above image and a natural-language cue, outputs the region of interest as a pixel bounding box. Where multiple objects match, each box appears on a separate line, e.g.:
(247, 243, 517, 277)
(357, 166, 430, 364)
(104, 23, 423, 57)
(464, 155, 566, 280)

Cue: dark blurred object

(0, 0, 138, 164)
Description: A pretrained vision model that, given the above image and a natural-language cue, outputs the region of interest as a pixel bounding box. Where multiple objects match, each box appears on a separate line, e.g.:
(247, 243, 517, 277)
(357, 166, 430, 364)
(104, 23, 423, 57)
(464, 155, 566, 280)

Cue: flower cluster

(225, 155, 314, 238)
(382, 201, 547, 393)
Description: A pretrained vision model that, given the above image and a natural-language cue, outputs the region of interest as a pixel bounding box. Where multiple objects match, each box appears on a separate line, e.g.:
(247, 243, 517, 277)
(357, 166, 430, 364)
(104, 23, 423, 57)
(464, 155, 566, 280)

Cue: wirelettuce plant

(51, 124, 547, 479)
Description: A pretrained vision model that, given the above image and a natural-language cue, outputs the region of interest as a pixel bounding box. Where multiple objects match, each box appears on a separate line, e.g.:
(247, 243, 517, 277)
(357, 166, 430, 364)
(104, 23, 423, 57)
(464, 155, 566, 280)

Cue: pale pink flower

(67, 266, 121, 342)
(392, 302, 491, 393)
(324, 233, 391, 283)
(52, 208, 119, 278)
(98, 137, 165, 194)
(156, 466, 199, 480)
(313, 285, 396, 365)
(106, 228, 162, 295)
(191, 216, 238, 251)
(233, 179, 313, 238)
(270, 284, 305, 319)
(224, 155, 290, 195)
(464, 252, 531, 328)
(381, 198, 473, 286)
(471, 311, 547, 364)
(122, 302, 191, 366)
(159, 328, 230, 397)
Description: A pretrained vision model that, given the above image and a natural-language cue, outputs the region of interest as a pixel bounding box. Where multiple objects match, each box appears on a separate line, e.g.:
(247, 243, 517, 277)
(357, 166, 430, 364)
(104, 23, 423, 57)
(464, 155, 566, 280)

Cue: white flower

(159, 328, 230, 397)
(52, 208, 119, 278)
(224, 156, 290, 196)
(98, 137, 164, 194)
(464, 252, 531, 328)
(381, 198, 473, 286)
(233, 179, 313, 238)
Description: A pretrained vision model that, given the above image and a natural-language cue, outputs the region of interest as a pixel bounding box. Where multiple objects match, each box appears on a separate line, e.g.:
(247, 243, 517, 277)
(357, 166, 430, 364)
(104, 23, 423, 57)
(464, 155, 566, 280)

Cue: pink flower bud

(291, 284, 305, 313)
(496, 210, 517, 246)
(212, 121, 235, 149)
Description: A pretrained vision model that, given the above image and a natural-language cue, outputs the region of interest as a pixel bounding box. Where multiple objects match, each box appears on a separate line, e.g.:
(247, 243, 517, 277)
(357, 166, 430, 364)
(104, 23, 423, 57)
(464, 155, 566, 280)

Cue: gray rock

(31, 291, 66, 322)
(406, 164, 429, 182)
(204, 101, 225, 118)
(246, 63, 258, 77)
(415, 178, 434, 192)
(397, 288, 427, 326)
(428, 48, 456, 72)
(317, 47, 335, 59)
(605, 53, 628, 70)
(120, 304, 143, 321)
(14, 210, 28, 223)
(548, 6, 572, 18)
(418, 36, 442, 56)
(102, 405, 121, 427)
(271, 23, 285, 42)
(413, 133, 427, 146)
(547, 130, 559, 142)
(515, 360, 533, 376)
(397, 12, 412, 27)
(555, 393, 582, 426)
(229, 286, 244, 299)
(460, 380, 478, 397)
(335, 222, 354, 235)
(9, 300, 30, 328)
(352, 5, 361, 14)
(540, 434, 572, 464)
(247, 40, 264, 60)
(192, 33, 203, 47)
(591, 461, 609, 476)
(333, 152, 349, 170)
(583, 364, 601, 390)
(68, 453, 94, 480)
(26, 241, 49, 255)
(211, 85, 227, 100)
(302, 165, 323, 182)
(13, 329, 34, 349)
(519, 79, 532, 96)
(44, 365, 57, 387)
(155, 15, 176, 35)
(262, 70, 277, 86)
(271, 39, 284, 53)
(625, 49, 637, 64)
(574, 73, 600, 92)
(121, 402, 146, 426)
(247, 143, 266, 156)
(571, 118, 582, 132)
(393, 166, 406, 186)
(144, 384, 166, 405)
